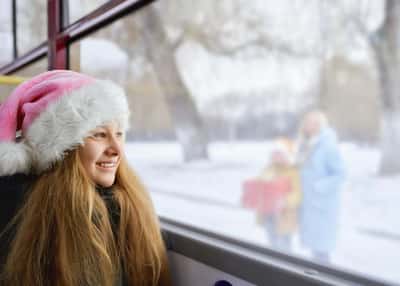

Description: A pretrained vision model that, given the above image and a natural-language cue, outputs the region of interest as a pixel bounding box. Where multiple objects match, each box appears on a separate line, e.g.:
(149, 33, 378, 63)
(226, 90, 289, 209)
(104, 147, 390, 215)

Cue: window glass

(0, 58, 47, 103)
(70, 0, 398, 284)
(16, 0, 47, 55)
(0, 0, 13, 66)
(68, 0, 110, 24)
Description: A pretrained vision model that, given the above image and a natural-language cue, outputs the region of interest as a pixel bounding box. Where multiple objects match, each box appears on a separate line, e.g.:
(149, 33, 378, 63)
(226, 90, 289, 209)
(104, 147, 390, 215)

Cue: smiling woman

(0, 70, 171, 286)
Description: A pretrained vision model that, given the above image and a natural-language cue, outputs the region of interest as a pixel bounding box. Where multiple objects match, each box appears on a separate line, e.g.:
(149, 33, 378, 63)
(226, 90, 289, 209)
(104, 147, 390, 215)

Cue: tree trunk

(379, 112, 400, 174)
(371, 0, 400, 174)
(137, 5, 209, 161)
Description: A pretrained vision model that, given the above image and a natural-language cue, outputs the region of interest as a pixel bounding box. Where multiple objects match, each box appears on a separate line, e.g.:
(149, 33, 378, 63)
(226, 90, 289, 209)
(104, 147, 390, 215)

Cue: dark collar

(95, 185, 114, 198)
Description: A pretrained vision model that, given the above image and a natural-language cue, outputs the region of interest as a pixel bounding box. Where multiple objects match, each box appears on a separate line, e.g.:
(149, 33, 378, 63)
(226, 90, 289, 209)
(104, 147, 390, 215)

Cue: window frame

(0, 0, 155, 74)
(161, 217, 393, 286)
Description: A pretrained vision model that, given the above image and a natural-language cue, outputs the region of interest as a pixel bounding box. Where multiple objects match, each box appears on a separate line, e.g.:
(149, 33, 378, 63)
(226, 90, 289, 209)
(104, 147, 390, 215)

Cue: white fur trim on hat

(0, 142, 32, 176)
(26, 79, 130, 173)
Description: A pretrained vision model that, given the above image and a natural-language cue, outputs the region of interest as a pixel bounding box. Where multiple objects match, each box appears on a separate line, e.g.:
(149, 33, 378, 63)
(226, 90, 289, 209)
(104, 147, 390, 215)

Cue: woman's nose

(105, 136, 122, 156)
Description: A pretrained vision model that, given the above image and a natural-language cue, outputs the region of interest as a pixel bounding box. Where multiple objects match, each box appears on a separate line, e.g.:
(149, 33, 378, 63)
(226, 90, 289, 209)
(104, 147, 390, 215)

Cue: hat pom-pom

(0, 142, 32, 176)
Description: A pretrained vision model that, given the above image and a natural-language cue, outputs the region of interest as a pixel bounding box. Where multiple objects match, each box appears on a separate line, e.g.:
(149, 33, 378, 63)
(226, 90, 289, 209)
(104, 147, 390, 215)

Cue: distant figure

(242, 140, 301, 252)
(259, 140, 301, 251)
(296, 111, 345, 264)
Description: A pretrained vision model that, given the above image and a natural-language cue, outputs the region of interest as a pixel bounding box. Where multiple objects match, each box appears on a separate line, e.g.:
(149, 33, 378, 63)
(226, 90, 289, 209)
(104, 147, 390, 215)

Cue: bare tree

(369, 0, 400, 174)
(136, 5, 209, 161)
(331, 0, 400, 174)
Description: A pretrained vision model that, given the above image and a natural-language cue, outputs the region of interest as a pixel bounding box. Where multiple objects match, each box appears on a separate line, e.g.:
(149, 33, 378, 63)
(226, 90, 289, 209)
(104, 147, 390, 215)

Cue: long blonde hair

(2, 149, 170, 286)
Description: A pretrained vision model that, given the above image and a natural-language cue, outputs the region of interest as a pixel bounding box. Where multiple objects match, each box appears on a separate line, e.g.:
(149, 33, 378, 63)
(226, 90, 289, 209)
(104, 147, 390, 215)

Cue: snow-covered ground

(125, 141, 400, 284)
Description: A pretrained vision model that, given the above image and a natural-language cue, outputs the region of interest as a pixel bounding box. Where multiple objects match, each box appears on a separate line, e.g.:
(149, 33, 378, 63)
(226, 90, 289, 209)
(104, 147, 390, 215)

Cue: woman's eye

(93, 132, 107, 138)
(116, 132, 124, 138)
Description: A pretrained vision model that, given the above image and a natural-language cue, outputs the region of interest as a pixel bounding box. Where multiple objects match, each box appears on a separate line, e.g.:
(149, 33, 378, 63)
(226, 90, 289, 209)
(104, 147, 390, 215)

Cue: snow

(242, 0, 321, 54)
(0, 2, 11, 27)
(80, 38, 129, 75)
(68, 0, 109, 24)
(125, 141, 400, 284)
(0, 1, 12, 65)
(353, 0, 385, 33)
(0, 33, 12, 64)
(175, 40, 320, 112)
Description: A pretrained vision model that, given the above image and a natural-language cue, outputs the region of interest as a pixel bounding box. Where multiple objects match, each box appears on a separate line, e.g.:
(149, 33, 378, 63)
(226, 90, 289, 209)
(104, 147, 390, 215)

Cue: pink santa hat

(0, 70, 130, 176)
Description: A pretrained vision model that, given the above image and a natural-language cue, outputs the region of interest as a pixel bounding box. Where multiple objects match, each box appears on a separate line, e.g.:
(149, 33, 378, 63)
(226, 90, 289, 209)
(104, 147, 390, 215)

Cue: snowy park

(126, 141, 400, 284)
(1, 0, 400, 284)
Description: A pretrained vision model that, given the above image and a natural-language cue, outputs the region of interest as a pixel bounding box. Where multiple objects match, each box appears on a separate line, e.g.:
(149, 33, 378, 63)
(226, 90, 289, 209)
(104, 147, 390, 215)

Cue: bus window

(64, 0, 397, 284)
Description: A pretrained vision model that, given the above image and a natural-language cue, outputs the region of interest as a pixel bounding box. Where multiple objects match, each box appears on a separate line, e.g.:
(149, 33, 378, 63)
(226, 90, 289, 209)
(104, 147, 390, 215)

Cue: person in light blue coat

(296, 111, 345, 264)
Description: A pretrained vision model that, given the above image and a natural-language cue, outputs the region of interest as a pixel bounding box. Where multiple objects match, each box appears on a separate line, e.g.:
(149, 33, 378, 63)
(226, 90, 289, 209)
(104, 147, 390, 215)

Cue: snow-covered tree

(137, 5, 209, 161)
(370, 0, 400, 174)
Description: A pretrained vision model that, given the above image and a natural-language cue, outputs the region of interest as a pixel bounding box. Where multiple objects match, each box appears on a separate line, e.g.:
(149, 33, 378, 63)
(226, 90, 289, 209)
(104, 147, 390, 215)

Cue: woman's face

(79, 122, 125, 187)
(303, 114, 320, 137)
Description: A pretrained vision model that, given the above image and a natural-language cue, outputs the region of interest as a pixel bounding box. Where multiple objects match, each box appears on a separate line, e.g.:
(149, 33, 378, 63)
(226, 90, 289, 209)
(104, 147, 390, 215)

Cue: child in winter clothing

(258, 140, 302, 251)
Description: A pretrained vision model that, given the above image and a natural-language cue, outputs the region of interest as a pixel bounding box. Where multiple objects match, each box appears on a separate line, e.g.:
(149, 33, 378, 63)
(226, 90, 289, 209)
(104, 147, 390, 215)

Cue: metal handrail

(0, 75, 27, 85)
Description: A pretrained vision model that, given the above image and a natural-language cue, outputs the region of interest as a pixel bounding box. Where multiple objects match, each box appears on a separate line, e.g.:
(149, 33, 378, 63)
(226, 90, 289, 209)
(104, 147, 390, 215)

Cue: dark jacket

(0, 174, 35, 271)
